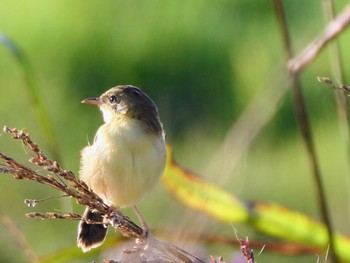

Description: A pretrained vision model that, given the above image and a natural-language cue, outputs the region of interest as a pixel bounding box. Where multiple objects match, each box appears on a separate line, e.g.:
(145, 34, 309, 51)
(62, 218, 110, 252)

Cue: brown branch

(288, 3, 350, 74)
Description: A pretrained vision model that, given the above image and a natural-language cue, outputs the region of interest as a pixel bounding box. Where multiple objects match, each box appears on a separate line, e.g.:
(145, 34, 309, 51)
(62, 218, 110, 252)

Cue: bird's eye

(109, 95, 118, 104)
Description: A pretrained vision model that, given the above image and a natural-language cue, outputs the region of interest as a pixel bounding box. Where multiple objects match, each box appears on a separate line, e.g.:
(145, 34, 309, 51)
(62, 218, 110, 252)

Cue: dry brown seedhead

(0, 127, 210, 262)
(0, 126, 143, 238)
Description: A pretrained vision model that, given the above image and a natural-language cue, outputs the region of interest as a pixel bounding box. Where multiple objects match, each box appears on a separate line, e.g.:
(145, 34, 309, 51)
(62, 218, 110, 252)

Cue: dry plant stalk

(234, 229, 255, 263)
(288, 4, 350, 74)
(0, 126, 210, 263)
(237, 237, 255, 263)
(0, 126, 144, 239)
(318, 76, 350, 95)
(274, 1, 339, 262)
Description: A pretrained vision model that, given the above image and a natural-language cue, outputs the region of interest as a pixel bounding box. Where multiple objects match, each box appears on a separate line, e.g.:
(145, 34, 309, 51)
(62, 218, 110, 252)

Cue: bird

(77, 85, 166, 252)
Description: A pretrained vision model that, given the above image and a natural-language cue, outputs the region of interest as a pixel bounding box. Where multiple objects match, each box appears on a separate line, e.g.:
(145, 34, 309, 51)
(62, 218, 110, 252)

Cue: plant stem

(273, 1, 338, 262)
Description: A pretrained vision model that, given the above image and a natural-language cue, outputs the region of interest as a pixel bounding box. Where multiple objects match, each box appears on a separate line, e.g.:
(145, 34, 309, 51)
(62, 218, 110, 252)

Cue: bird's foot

(104, 210, 123, 227)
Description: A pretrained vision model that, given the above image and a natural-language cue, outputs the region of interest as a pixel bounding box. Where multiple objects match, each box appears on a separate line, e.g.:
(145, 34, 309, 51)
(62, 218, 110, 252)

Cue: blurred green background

(1, 0, 350, 262)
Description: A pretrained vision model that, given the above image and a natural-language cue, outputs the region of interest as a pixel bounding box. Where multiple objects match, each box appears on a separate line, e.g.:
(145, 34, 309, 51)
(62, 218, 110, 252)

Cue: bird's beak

(81, 97, 101, 106)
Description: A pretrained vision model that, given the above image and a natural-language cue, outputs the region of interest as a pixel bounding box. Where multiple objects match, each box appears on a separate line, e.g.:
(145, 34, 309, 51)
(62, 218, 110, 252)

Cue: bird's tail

(77, 207, 108, 252)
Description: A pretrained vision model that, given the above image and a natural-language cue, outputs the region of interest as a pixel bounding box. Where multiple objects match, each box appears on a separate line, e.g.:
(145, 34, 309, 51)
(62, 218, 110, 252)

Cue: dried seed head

(24, 199, 37, 207)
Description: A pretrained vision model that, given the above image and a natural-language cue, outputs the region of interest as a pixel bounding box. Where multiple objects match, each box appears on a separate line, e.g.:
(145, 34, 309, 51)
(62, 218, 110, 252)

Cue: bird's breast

(80, 118, 166, 207)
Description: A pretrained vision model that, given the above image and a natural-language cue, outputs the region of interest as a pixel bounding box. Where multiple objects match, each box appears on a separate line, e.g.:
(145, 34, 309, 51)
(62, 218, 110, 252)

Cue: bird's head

(82, 85, 163, 135)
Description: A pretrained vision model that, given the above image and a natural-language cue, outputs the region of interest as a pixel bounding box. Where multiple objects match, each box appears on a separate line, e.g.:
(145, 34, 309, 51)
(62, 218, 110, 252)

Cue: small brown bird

(77, 85, 166, 252)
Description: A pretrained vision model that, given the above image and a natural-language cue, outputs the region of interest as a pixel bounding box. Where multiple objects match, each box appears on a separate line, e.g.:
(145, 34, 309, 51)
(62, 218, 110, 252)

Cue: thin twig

(26, 212, 82, 220)
(288, 4, 350, 74)
(273, 1, 338, 262)
(318, 76, 350, 94)
(234, 229, 255, 263)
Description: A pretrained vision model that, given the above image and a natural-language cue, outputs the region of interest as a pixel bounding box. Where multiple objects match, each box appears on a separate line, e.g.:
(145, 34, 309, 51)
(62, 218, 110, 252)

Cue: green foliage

(1, 1, 350, 262)
(164, 146, 350, 261)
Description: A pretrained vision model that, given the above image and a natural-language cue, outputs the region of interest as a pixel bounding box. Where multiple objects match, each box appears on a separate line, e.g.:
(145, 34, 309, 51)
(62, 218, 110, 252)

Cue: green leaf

(162, 145, 248, 223)
(163, 146, 350, 260)
(251, 202, 350, 260)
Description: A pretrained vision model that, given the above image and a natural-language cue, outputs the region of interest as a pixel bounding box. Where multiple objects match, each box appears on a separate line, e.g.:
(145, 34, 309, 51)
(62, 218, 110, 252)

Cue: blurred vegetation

(1, 0, 350, 262)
